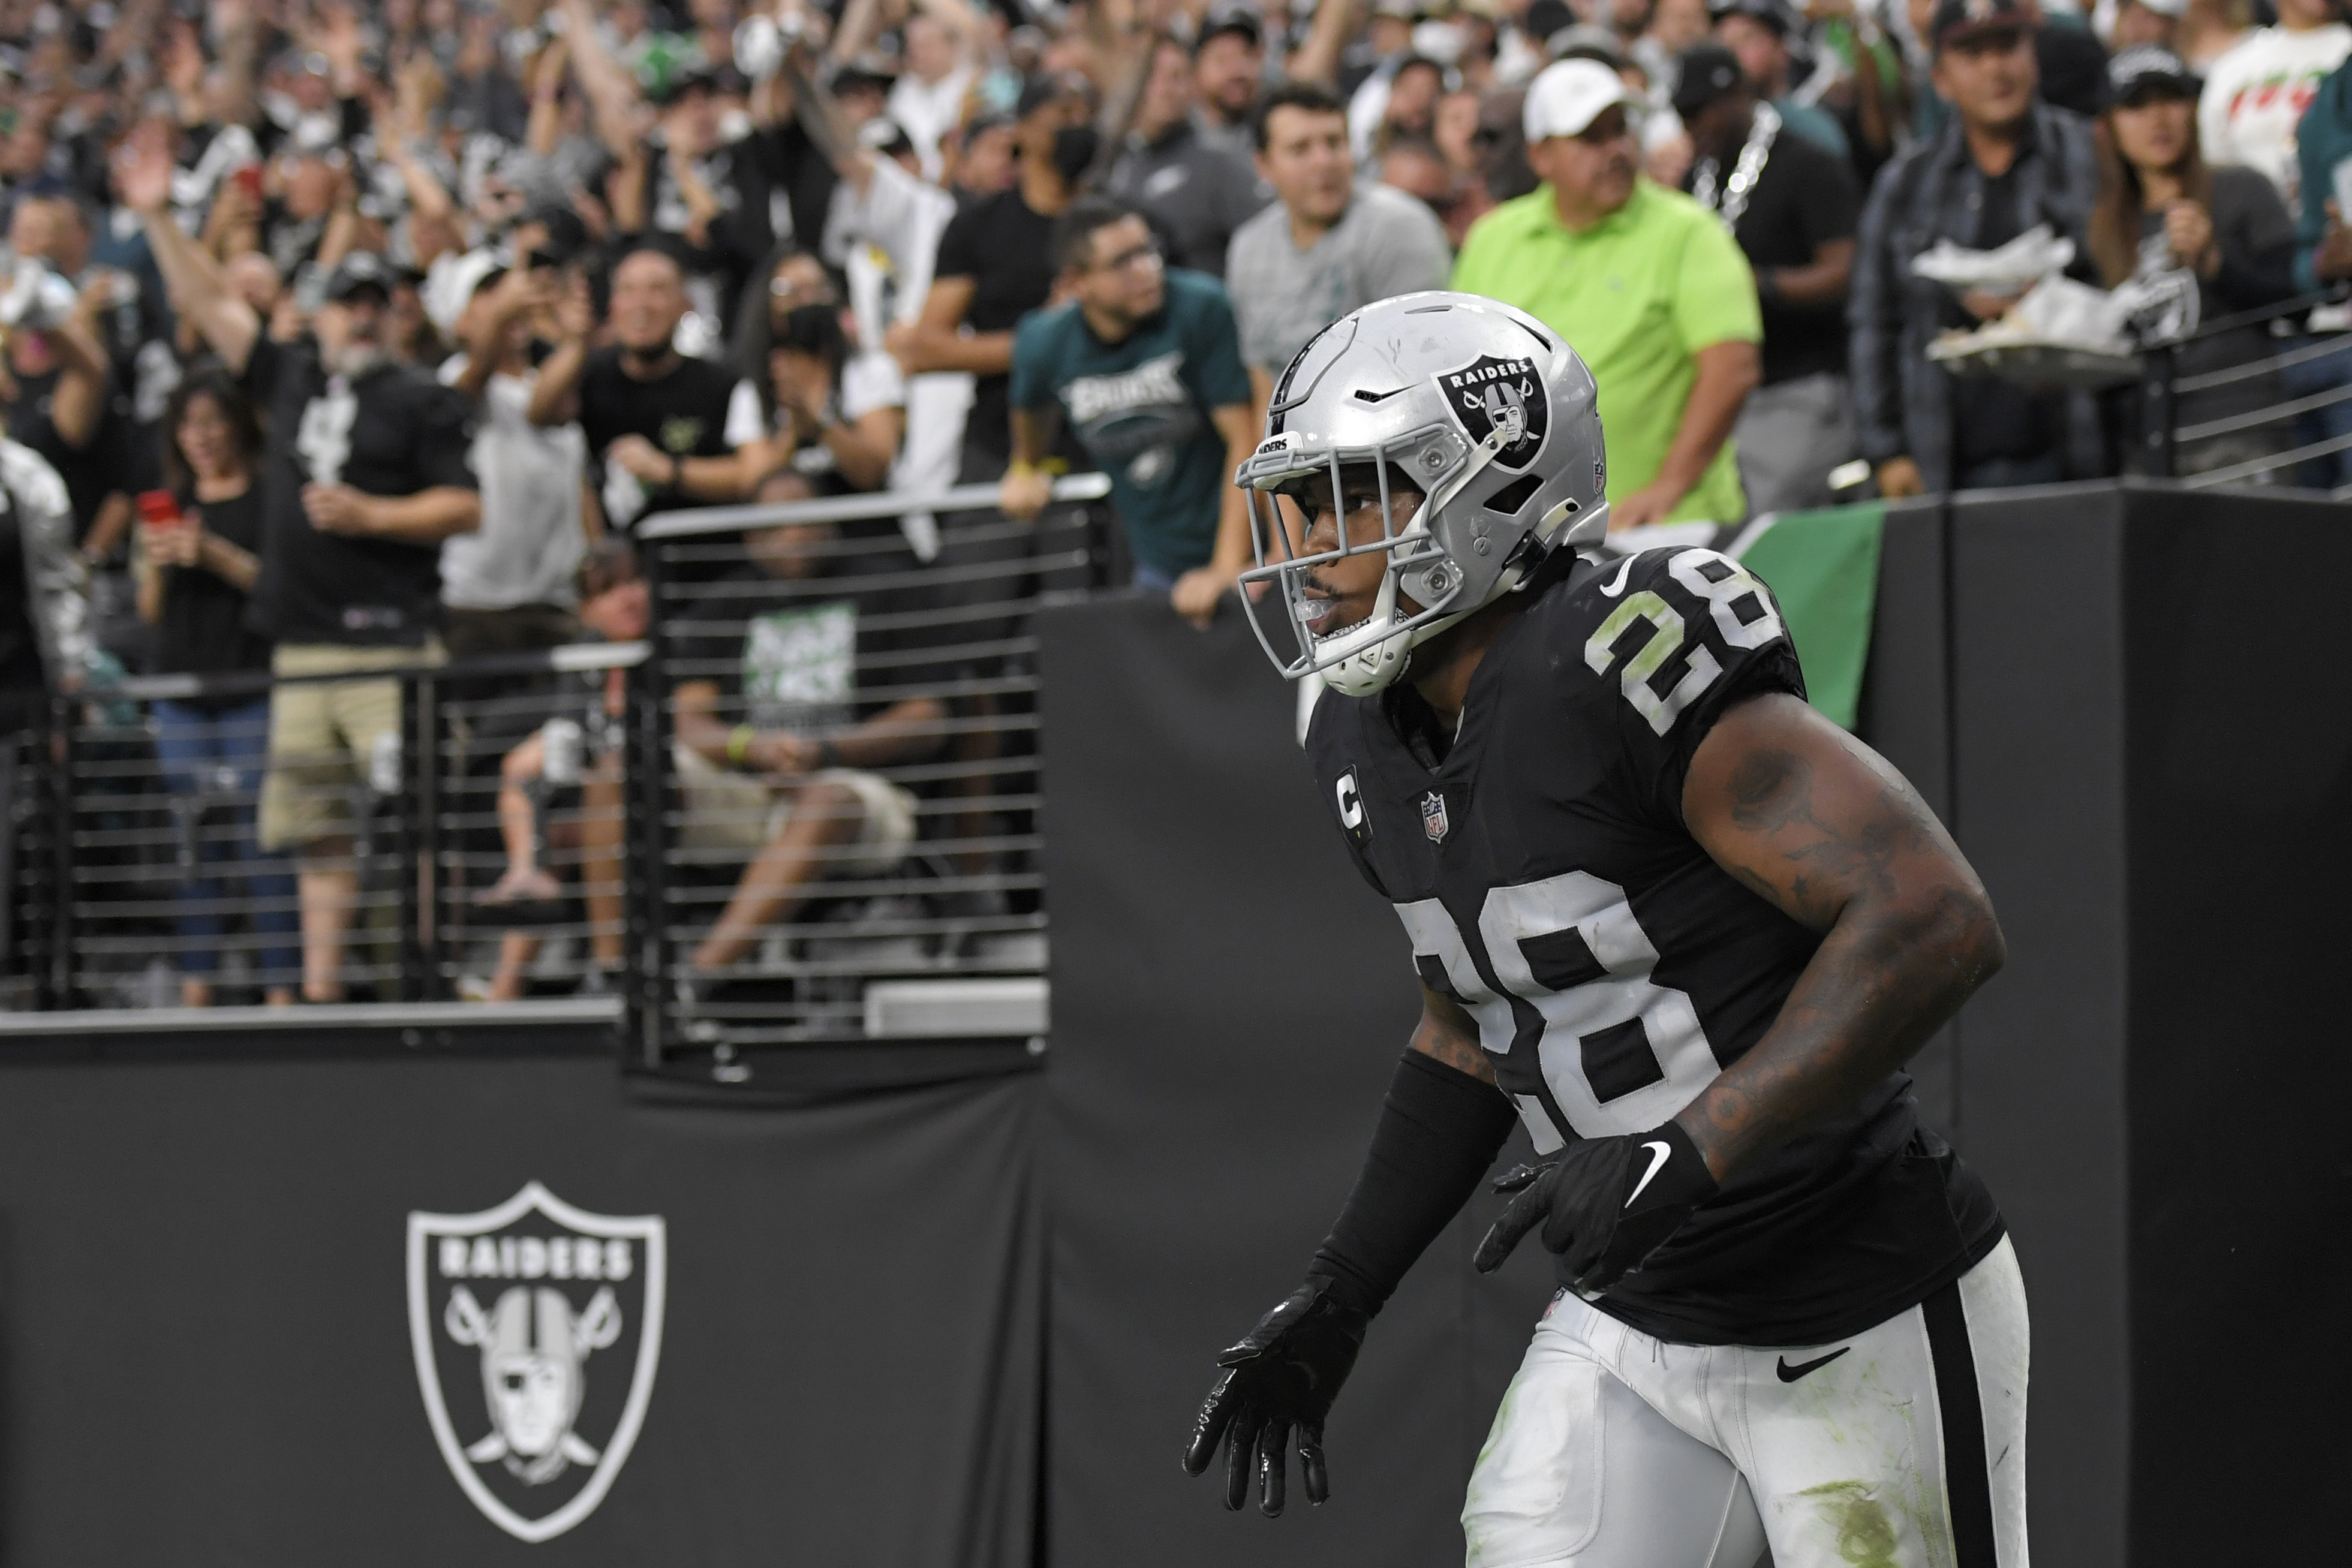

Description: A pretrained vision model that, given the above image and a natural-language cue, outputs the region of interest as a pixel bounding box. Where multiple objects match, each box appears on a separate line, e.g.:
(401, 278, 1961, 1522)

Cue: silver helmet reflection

(1234, 291, 1608, 696)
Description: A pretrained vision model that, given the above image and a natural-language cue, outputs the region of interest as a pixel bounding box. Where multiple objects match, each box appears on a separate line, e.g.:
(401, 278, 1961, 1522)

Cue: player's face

(1286, 468, 1426, 640)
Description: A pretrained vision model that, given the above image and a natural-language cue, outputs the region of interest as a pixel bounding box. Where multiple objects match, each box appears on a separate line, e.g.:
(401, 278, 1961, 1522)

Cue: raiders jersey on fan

(1306, 544, 2003, 1346)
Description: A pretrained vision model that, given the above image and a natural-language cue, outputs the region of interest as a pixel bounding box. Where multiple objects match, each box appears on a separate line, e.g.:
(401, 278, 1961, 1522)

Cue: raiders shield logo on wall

(1438, 354, 1549, 470)
(408, 1183, 667, 1543)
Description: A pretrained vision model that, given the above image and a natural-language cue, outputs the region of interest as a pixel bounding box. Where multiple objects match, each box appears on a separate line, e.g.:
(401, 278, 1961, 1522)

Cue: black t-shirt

(1692, 128, 1860, 386)
(1948, 163, 2057, 469)
(0, 465, 44, 693)
(576, 348, 751, 531)
(242, 336, 479, 646)
(672, 532, 943, 745)
(932, 188, 1060, 461)
(4, 367, 134, 544)
(1304, 546, 2003, 1346)
(155, 487, 274, 705)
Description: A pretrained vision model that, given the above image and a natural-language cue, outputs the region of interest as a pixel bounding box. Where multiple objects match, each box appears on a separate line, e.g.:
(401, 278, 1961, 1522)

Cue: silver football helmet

(1235, 291, 1608, 696)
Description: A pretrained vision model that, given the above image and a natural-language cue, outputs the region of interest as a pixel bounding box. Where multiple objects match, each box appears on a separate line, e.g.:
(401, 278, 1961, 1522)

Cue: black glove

(1472, 1121, 1718, 1290)
(1180, 1277, 1369, 1516)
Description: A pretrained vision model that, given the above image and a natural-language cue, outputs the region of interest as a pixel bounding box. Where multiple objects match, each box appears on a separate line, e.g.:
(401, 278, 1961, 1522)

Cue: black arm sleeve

(1309, 1049, 1519, 1316)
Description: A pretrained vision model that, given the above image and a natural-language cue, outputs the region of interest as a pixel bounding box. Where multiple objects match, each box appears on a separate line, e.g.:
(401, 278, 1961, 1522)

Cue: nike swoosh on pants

(1776, 1347, 1852, 1383)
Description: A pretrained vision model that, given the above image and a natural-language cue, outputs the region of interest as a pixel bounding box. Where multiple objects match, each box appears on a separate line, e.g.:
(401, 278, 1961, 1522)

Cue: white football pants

(1463, 1236, 2028, 1568)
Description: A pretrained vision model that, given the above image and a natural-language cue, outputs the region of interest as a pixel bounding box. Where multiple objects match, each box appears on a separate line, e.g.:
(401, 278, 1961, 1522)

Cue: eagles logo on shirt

(1438, 354, 1548, 471)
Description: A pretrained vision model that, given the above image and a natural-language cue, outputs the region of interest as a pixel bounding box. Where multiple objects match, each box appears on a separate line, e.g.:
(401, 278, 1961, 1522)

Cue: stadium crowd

(0, 0, 2348, 1005)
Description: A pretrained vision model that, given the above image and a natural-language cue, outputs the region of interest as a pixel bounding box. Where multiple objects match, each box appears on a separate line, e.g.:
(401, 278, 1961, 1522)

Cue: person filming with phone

(133, 371, 297, 1009)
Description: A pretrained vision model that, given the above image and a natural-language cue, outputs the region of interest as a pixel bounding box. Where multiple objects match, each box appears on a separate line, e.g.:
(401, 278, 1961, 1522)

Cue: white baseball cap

(423, 248, 508, 338)
(1523, 58, 1635, 143)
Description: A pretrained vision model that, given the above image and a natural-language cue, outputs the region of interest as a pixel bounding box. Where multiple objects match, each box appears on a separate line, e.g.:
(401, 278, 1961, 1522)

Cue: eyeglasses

(1096, 240, 1163, 274)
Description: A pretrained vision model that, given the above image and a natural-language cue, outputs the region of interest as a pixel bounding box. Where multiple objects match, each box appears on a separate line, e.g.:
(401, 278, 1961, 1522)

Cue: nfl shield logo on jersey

(1437, 354, 1550, 471)
(1420, 790, 1451, 843)
(408, 1182, 667, 1543)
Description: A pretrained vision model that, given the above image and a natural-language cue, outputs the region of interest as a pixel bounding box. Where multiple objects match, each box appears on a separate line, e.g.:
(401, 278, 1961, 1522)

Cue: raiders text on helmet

(1233, 292, 1610, 696)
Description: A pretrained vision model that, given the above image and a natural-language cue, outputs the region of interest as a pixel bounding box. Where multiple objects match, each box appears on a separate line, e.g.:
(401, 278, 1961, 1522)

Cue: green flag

(1730, 504, 1886, 732)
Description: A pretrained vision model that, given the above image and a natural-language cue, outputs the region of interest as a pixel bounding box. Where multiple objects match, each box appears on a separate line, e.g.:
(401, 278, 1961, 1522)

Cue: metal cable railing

(631, 478, 1109, 1063)
(4, 476, 1115, 1066)
(2135, 285, 2352, 489)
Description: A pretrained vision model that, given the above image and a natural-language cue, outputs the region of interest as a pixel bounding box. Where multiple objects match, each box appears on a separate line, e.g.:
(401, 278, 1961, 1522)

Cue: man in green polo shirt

(1452, 59, 1763, 528)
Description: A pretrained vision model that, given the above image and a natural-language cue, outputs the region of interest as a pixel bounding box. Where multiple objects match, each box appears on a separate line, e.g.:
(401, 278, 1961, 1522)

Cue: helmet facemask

(1231, 291, 1614, 696)
(1238, 425, 1509, 697)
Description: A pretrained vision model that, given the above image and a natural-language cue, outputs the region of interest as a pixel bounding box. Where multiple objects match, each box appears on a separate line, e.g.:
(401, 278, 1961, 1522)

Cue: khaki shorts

(673, 742, 918, 874)
(258, 642, 443, 851)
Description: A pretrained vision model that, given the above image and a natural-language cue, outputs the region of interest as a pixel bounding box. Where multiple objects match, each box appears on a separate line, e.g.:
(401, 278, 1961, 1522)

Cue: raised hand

(113, 125, 175, 217)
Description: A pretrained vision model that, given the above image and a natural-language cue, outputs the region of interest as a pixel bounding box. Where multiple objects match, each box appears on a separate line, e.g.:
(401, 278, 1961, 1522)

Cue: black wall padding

(2113, 486, 2349, 1563)
(1038, 598, 1556, 1568)
(0, 1051, 1043, 1567)
(1949, 481, 2134, 1568)
(1859, 495, 1958, 1136)
(1947, 479, 2352, 1568)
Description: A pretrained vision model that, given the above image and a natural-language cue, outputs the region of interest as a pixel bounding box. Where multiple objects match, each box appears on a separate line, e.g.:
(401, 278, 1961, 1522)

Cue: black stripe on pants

(1922, 1278, 1998, 1568)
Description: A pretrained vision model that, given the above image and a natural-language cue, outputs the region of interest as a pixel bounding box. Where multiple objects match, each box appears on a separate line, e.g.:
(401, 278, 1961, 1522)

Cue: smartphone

(136, 490, 183, 528)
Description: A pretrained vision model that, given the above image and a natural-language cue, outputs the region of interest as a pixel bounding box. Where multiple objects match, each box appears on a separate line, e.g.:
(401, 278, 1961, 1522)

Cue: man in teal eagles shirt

(1001, 196, 1258, 626)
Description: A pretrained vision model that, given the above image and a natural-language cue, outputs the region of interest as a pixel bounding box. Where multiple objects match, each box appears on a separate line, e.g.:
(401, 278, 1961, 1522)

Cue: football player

(1181, 293, 2026, 1568)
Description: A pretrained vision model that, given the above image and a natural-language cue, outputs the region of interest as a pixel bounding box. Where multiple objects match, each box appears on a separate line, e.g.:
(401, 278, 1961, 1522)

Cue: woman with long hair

(2089, 47, 2298, 477)
(135, 369, 297, 1006)
(732, 248, 906, 495)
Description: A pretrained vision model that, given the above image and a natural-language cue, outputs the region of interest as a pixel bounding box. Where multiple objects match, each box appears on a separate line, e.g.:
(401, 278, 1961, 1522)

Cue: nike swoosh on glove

(1181, 1276, 1370, 1516)
(1472, 1121, 1718, 1291)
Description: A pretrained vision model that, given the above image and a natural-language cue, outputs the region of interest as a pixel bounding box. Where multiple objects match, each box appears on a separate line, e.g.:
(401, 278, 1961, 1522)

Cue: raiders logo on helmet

(1438, 354, 1549, 471)
(408, 1182, 667, 1543)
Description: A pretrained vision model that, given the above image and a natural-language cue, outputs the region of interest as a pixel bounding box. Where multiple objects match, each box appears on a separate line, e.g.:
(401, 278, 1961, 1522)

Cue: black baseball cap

(1711, 0, 1795, 37)
(2109, 44, 2199, 101)
(1673, 43, 1748, 118)
(1199, 3, 1263, 49)
(1525, 0, 1577, 43)
(1930, 0, 2037, 52)
(322, 251, 394, 304)
(524, 205, 591, 265)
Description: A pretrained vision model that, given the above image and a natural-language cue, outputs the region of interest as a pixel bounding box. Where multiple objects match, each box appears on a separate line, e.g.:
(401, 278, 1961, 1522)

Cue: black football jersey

(1305, 545, 2002, 1346)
